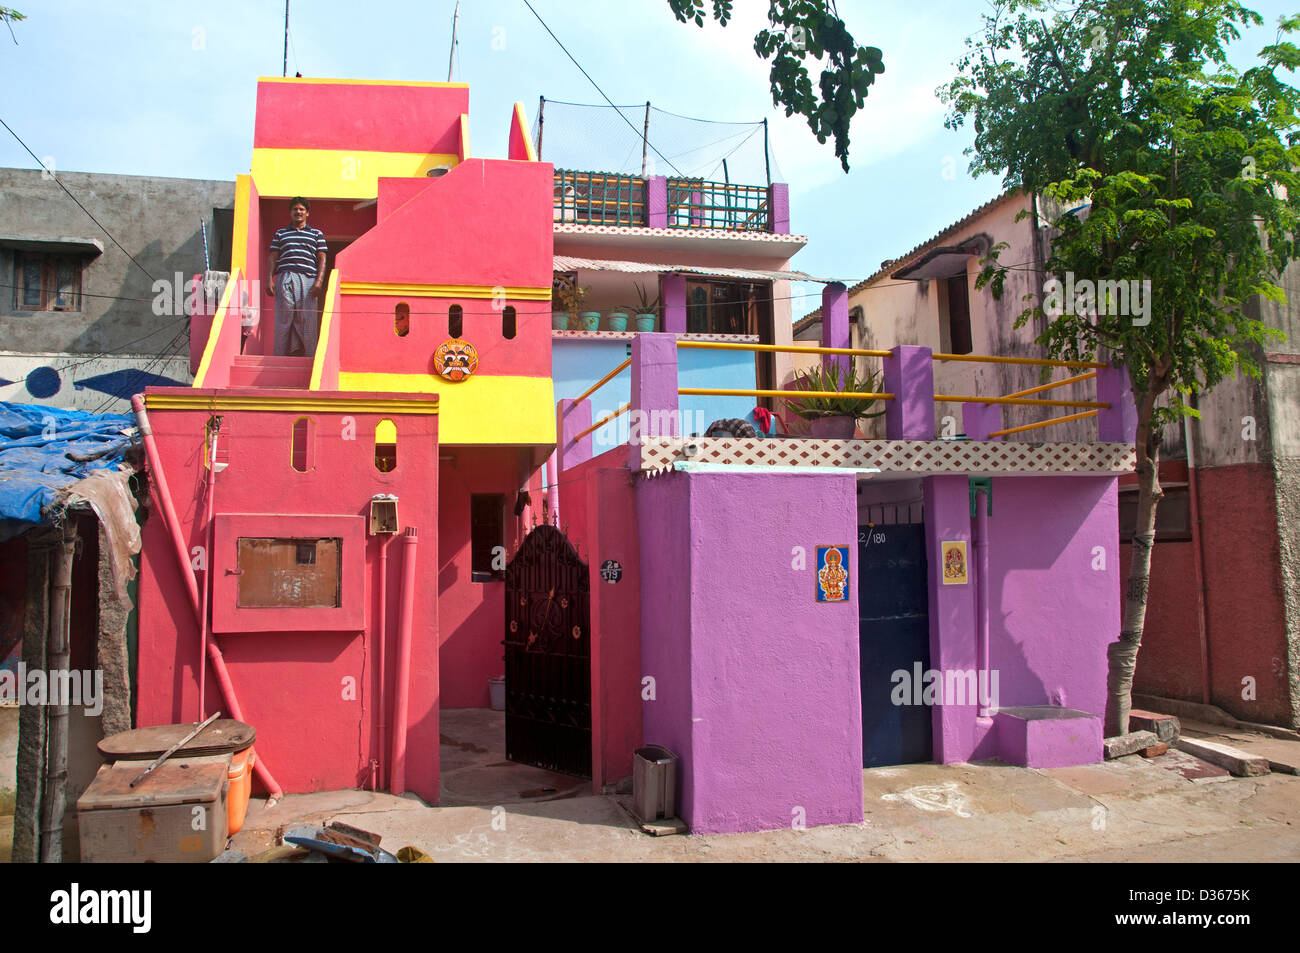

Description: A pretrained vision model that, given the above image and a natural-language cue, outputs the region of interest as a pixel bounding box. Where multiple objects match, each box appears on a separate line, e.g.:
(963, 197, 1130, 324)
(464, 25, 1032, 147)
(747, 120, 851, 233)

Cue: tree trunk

(1106, 383, 1164, 736)
(39, 524, 76, 863)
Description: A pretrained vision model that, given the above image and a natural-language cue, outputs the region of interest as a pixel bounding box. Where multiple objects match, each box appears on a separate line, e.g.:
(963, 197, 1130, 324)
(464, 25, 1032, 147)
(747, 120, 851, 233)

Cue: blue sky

(2, 1, 1297, 323)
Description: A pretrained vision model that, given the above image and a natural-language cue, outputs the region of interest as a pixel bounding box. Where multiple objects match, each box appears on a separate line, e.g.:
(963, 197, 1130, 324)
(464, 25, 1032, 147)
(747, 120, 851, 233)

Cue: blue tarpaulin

(0, 402, 137, 540)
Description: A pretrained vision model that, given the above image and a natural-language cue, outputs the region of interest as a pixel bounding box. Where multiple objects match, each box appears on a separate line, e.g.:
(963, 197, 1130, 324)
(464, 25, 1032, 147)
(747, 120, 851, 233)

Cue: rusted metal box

(76, 756, 231, 863)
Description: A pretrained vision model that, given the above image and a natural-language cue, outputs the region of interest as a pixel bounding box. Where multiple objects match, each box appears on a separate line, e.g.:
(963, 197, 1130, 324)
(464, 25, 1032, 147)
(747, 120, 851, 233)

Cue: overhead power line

(0, 116, 157, 283)
(521, 0, 686, 177)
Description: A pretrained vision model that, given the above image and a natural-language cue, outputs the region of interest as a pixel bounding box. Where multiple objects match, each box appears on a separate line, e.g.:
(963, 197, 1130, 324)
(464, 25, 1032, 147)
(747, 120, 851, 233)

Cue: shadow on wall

(986, 477, 1117, 720)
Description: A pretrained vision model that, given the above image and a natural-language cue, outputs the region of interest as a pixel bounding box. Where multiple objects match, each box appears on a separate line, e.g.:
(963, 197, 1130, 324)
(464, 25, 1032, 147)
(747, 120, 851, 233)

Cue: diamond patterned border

(552, 330, 759, 343)
(636, 437, 1136, 475)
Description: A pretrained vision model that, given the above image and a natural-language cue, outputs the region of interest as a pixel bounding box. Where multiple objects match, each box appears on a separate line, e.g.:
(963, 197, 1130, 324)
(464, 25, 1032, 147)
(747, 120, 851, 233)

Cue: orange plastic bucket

(227, 746, 255, 835)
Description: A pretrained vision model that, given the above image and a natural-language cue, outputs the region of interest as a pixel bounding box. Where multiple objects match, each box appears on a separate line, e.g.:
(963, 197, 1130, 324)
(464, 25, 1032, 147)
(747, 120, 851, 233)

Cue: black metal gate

(503, 525, 592, 778)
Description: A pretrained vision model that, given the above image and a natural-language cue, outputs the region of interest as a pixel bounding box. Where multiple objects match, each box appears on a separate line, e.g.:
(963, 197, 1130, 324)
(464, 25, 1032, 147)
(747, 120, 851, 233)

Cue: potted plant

(630, 282, 659, 332)
(606, 310, 629, 332)
(552, 283, 591, 330)
(783, 361, 887, 439)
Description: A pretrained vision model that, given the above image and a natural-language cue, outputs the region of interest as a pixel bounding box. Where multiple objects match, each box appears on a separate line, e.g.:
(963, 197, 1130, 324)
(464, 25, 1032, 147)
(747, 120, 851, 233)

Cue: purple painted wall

(637, 473, 696, 814)
(925, 474, 1120, 763)
(639, 470, 863, 834)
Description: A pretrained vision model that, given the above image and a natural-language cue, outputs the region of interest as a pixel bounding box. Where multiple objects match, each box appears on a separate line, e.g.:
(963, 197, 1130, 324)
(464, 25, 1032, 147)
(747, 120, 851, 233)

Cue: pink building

(133, 79, 1141, 835)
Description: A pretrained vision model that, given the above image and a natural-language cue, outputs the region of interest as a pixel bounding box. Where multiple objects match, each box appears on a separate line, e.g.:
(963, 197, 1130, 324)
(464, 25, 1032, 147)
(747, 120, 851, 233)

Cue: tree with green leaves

(667, 0, 884, 171)
(943, 0, 1300, 735)
(1, 6, 24, 44)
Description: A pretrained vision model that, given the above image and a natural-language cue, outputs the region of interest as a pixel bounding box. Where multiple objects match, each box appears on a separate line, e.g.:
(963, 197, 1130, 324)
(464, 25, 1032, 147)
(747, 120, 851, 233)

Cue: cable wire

(0, 116, 157, 283)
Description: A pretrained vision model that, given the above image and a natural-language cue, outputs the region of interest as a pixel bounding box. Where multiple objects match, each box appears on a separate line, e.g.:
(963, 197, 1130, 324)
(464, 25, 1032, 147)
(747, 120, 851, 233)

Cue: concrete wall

(136, 390, 441, 800)
(926, 475, 1118, 761)
(0, 168, 234, 355)
(559, 447, 643, 790)
(639, 470, 863, 834)
(0, 351, 190, 414)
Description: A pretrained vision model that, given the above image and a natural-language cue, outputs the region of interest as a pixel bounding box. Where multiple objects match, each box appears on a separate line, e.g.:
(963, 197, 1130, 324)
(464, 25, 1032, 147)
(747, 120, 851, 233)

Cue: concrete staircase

(228, 355, 313, 389)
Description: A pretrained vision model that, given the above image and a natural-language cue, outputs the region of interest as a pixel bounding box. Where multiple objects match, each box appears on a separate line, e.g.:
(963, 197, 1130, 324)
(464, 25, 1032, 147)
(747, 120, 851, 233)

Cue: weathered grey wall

(0, 168, 233, 354)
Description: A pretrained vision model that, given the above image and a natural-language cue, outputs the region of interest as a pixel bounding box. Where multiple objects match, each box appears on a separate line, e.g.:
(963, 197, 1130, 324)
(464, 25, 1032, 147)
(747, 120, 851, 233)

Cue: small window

(502, 305, 516, 339)
(471, 494, 505, 582)
(375, 418, 397, 472)
(1118, 486, 1192, 543)
(941, 273, 973, 355)
(449, 304, 463, 338)
(291, 417, 314, 472)
(236, 537, 342, 607)
(394, 302, 410, 337)
(13, 252, 84, 311)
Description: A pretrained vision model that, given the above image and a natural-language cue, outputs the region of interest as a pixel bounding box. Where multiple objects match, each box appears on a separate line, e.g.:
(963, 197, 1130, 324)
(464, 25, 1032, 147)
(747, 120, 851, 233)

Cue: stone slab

(1174, 737, 1271, 777)
(1129, 709, 1180, 743)
(1104, 730, 1158, 759)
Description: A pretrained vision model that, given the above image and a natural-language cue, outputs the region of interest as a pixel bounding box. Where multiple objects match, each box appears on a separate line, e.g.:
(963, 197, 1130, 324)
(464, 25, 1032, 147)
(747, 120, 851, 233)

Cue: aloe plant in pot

(784, 361, 887, 439)
(629, 282, 660, 332)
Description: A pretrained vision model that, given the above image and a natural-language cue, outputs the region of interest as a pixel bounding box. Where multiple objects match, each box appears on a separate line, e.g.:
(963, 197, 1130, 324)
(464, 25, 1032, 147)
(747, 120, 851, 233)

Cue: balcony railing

(554, 170, 647, 226)
(553, 171, 788, 233)
(666, 178, 770, 231)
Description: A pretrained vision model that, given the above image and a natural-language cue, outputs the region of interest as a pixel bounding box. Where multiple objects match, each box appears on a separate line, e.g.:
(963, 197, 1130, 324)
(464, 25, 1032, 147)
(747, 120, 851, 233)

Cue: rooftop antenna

(282, 0, 289, 77)
(447, 1, 459, 82)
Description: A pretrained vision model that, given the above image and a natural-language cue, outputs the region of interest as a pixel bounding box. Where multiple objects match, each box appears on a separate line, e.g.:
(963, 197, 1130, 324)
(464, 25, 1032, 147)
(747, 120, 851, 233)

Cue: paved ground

(227, 711, 1300, 863)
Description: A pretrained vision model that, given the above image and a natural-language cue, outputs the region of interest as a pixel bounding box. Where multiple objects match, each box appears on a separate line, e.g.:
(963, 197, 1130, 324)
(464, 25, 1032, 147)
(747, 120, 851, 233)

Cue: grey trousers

(273, 271, 319, 357)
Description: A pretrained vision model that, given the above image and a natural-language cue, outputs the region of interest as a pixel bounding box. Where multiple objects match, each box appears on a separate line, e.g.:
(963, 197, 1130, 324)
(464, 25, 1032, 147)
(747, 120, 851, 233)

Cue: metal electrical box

(369, 494, 399, 535)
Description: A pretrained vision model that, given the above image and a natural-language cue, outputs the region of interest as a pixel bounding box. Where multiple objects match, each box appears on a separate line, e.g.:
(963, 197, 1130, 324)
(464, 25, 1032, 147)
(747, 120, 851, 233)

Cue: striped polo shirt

(270, 225, 327, 278)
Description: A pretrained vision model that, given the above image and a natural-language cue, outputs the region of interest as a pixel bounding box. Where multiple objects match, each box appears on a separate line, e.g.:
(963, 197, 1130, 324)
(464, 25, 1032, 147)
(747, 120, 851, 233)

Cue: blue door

(858, 523, 932, 767)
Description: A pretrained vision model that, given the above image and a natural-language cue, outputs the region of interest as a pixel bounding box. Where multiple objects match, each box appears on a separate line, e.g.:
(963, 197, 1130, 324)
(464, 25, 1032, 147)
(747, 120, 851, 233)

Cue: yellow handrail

(571, 404, 629, 443)
(988, 409, 1099, 438)
(677, 341, 894, 357)
(933, 352, 1107, 369)
(574, 358, 631, 404)
(936, 395, 1110, 409)
(681, 388, 895, 400)
(993, 370, 1097, 402)
(309, 269, 340, 391)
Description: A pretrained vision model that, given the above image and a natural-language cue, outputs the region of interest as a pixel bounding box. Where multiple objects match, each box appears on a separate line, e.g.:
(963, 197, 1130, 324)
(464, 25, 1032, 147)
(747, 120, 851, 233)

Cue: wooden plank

(1174, 737, 1271, 777)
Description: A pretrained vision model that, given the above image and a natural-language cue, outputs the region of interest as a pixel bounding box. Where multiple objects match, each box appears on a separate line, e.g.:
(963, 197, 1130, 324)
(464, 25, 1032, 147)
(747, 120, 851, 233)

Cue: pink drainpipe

(131, 395, 284, 801)
(375, 536, 389, 790)
(198, 423, 218, 721)
(974, 488, 994, 724)
(389, 527, 419, 795)
(545, 452, 560, 522)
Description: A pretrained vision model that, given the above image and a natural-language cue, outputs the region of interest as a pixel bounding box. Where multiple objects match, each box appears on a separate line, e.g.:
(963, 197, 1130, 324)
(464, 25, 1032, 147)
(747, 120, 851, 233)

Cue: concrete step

(228, 355, 312, 388)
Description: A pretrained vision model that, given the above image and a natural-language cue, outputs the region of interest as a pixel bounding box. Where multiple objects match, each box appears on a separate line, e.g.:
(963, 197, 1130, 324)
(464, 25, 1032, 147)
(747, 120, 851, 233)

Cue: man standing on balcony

(265, 196, 328, 356)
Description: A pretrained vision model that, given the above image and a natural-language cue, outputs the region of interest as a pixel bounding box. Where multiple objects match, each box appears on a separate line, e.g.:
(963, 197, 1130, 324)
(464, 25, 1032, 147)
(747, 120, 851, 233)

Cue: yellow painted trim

(513, 102, 538, 161)
(258, 76, 469, 88)
(459, 114, 471, 160)
(193, 267, 240, 388)
(375, 418, 397, 442)
(340, 281, 551, 300)
(147, 393, 439, 415)
(231, 175, 252, 272)
(337, 373, 554, 445)
(250, 148, 460, 199)
(309, 269, 341, 390)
